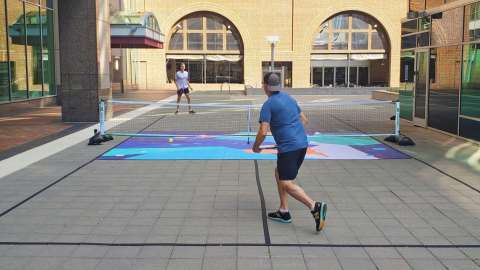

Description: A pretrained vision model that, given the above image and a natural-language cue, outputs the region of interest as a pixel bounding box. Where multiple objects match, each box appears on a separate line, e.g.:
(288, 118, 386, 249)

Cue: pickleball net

(99, 99, 400, 139)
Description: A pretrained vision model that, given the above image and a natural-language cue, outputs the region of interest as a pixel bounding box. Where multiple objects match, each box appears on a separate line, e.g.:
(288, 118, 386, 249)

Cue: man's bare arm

(253, 122, 269, 153)
(300, 112, 308, 126)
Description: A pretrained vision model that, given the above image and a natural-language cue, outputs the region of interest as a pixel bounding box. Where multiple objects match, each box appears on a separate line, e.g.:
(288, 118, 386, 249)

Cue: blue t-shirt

(259, 91, 308, 153)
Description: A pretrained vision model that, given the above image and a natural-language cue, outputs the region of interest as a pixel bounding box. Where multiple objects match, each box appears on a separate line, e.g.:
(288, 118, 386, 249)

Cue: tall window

(312, 13, 388, 52)
(1, 0, 56, 103)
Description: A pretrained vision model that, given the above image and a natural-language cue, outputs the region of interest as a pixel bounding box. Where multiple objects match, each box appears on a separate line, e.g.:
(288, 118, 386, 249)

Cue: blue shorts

(177, 88, 190, 95)
(277, 148, 307, 180)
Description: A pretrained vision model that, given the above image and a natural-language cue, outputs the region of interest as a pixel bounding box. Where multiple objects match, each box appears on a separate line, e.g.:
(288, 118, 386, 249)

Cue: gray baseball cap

(263, 72, 281, 91)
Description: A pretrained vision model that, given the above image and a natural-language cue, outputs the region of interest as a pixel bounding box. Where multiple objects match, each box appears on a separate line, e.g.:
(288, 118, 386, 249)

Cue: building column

(58, 0, 111, 122)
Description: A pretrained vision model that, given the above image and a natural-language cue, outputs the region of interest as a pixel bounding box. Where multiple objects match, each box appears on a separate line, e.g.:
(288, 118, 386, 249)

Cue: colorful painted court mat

(99, 133, 409, 160)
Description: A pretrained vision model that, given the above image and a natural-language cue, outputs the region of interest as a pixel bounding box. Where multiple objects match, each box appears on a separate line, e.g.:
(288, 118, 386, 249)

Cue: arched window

(166, 12, 244, 84)
(311, 12, 390, 88)
(312, 13, 388, 52)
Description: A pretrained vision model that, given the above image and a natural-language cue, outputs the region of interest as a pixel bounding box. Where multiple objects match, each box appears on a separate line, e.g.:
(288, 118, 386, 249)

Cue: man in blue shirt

(253, 72, 327, 232)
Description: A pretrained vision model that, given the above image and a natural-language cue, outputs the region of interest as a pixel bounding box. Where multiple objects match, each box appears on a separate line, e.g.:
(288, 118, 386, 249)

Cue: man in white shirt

(174, 63, 195, 114)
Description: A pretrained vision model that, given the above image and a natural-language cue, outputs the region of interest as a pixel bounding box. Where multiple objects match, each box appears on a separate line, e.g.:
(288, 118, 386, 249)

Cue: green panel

(399, 51, 414, 121)
(461, 44, 480, 118)
(399, 90, 413, 121)
(0, 62, 10, 102)
(0, 0, 9, 102)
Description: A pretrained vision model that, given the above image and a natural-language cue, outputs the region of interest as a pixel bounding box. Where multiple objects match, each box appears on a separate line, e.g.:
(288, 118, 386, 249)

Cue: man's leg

(275, 168, 289, 210)
(278, 180, 314, 210)
(175, 92, 182, 113)
(274, 149, 327, 231)
(185, 93, 195, 113)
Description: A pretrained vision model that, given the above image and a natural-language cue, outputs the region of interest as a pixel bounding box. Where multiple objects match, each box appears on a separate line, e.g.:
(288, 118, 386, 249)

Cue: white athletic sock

(279, 208, 289, 213)
(310, 201, 316, 211)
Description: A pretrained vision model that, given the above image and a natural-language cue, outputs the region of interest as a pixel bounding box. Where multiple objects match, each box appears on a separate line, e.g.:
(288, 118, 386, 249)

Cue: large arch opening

(166, 12, 244, 84)
(310, 11, 391, 88)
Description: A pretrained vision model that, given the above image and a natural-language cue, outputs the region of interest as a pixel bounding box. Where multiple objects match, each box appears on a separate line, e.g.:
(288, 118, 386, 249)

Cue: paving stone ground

(0, 93, 479, 269)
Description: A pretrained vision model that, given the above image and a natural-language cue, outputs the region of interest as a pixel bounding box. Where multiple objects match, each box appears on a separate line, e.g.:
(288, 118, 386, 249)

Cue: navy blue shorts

(177, 88, 190, 95)
(277, 148, 307, 180)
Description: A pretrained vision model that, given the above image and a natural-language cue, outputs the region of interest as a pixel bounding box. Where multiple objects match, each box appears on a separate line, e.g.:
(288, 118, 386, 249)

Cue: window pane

(206, 60, 229, 83)
(42, 8, 55, 95)
(400, 51, 415, 120)
(324, 67, 334, 87)
(358, 67, 368, 86)
(169, 33, 183, 50)
(312, 27, 328, 50)
(206, 16, 223, 30)
(352, 14, 369, 29)
(351, 32, 368, 49)
(207, 33, 223, 50)
(402, 20, 418, 35)
(187, 17, 202, 30)
(419, 16, 431, 31)
(402, 35, 416, 49)
(8, 0, 28, 100)
(25, 4, 43, 98)
(331, 32, 348, 50)
(187, 33, 202, 50)
(45, 0, 53, 9)
(331, 15, 349, 29)
(335, 67, 346, 87)
(464, 2, 480, 42)
(417, 32, 430, 47)
(187, 60, 203, 83)
(461, 44, 480, 118)
(0, 0, 9, 102)
(229, 59, 243, 83)
(371, 31, 386, 50)
(226, 32, 239, 50)
(428, 46, 461, 134)
(349, 67, 357, 86)
(312, 67, 323, 86)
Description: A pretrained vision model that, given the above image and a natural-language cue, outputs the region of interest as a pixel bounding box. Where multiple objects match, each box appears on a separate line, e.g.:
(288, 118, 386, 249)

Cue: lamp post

(266, 36, 280, 72)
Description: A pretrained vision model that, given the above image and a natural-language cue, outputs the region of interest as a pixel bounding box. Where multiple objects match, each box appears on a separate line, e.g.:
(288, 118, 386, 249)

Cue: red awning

(111, 36, 163, 48)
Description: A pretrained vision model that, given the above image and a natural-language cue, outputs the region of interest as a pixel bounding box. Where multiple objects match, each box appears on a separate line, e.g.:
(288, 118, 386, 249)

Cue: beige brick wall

(123, 0, 408, 89)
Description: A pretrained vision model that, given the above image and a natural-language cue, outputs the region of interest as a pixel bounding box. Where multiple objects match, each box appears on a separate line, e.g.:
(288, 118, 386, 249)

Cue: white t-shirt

(175, 71, 189, 89)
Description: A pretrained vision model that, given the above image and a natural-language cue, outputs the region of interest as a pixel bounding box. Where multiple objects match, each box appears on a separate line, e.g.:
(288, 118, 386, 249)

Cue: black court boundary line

(254, 160, 271, 245)
(0, 115, 168, 219)
(0, 143, 121, 219)
(0, 242, 479, 248)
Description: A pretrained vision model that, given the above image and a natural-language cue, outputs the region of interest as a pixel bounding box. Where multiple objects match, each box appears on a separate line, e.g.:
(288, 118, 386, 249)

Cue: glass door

(335, 67, 346, 87)
(324, 67, 334, 87)
(414, 50, 429, 126)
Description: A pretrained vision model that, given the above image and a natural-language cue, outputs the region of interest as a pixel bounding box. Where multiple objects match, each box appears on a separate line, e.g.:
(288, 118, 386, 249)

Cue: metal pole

(99, 100, 106, 135)
(247, 105, 252, 144)
(395, 101, 401, 138)
(270, 43, 275, 72)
